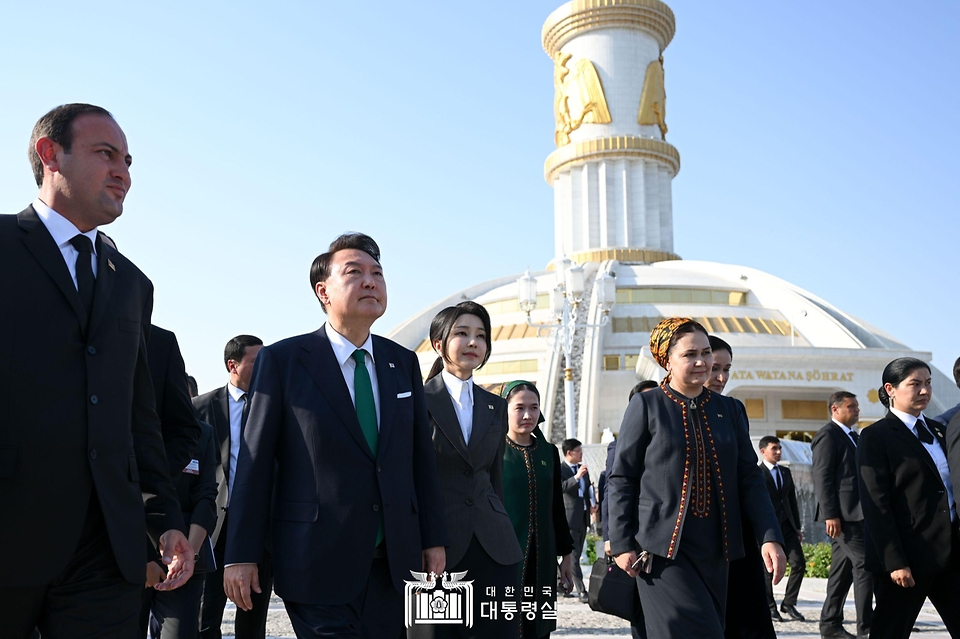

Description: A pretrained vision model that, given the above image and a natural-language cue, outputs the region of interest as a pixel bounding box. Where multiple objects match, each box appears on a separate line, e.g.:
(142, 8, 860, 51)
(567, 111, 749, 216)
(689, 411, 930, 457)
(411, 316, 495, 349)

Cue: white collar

(325, 322, 374, 367)
(227, 382, 246, 402)
(762, 459, 779, 471)
(831, 418, 856, 435)
(440, 369, 472, 402)
(33, 198, 98, 252)
(890, 407, 928, 430)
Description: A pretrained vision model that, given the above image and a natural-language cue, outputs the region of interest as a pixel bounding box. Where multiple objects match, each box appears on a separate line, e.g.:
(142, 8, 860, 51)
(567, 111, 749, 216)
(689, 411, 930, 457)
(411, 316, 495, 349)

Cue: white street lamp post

(517, 262, 615, 440)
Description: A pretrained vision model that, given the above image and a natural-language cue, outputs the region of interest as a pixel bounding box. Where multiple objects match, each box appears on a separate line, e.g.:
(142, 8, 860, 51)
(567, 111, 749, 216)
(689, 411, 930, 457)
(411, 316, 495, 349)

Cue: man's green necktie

(352, 349, 384, 547)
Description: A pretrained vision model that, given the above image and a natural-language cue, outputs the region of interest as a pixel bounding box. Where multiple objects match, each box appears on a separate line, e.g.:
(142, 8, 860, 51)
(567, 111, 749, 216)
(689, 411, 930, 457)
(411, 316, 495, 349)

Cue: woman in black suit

(858, 357, 960, 638)
(608, 318, 785, 639)
(710, 336, 777, 639)
(409, 301, 523, 638)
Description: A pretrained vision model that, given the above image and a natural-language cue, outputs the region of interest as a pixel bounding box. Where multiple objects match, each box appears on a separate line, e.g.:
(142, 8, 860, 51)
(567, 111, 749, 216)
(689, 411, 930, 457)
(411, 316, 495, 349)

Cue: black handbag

(587, 556, 641, 622)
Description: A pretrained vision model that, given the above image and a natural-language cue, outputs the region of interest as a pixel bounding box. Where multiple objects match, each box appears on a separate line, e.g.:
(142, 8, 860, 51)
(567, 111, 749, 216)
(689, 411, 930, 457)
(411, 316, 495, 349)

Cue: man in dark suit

(759, 435, 806, 622)
(0, 103, 193, 636)
(561, 438, 592, 603)
(148, 325, 203, 476)
(193, 334, 271, 639)
(223, 233, 447, 638)
(812, 392, 873, 639)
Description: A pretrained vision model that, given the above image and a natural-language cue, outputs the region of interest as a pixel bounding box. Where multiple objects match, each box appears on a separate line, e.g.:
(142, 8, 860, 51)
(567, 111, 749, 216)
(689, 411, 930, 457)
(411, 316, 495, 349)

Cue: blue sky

(2, 1, 957, 393)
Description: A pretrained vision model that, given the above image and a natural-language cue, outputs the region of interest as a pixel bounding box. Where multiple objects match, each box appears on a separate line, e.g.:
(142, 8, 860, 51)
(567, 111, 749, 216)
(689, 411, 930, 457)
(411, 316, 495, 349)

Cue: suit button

(464, 470, 473, 477)
(86, 345, 97, 355)
(90, 395, 99, 404)
(465, 498, 474, 506)
(89, 449, 97, 460)
(377, 466, 382, 473)
(372, 504, 380, 512)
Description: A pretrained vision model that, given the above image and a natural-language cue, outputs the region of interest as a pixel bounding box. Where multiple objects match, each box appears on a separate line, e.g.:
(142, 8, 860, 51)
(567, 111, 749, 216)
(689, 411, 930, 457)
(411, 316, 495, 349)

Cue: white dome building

(387, 0, 959, 443)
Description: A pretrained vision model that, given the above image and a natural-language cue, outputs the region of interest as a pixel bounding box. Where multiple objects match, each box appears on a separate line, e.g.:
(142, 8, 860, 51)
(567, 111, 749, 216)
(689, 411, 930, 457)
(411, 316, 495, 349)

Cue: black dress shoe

(770, 608, 783, 622)
(781, 604, 806, 621)
(820, 627, 856, 639)
(820, 627, 857, 639)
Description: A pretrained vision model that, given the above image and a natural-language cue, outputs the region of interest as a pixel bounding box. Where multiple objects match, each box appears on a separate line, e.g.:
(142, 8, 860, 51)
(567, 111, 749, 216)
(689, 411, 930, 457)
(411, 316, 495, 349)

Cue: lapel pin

(488, 404, 494, 410)
(388, 362, 395, 368)
(717, 413, 723, 418)
(107, 259, 115, 271)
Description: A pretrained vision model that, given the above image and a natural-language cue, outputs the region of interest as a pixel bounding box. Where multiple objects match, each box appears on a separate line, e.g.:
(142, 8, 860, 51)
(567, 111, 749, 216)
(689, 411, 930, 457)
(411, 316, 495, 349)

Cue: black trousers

(284, 556, 401, 638)
(870, 567, 960, 639)
(820, 521, 873, 637)
(570, 510, 588, 594)
(141, 576, 205, 638)
(407, 535, 519, 638)
(199, 510, 273, 639)
(0, 493, 142, 639)
(724, 515, 776, 639)
(764, 527, 804, 608)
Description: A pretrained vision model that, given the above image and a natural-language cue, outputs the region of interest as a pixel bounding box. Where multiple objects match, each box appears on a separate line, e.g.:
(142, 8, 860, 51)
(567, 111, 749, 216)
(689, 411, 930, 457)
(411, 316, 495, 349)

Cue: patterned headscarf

(500, 380, 545, 423)
(649, 317, 696, 369)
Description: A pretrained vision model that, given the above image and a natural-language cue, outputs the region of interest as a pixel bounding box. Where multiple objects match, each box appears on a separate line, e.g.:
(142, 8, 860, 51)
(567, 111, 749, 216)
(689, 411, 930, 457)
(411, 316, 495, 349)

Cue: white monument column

(543, 0, 681, 265)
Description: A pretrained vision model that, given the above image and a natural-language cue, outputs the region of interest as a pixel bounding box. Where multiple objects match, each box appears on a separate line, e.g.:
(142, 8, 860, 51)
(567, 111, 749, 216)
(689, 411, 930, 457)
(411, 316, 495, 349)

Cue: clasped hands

(145, 529, 196, 590)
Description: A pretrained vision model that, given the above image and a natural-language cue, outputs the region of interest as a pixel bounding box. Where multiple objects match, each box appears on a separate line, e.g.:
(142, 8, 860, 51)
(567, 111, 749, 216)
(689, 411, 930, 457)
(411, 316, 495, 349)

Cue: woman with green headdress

(607, 318, 786, 639)
(500, 380, 575, 639)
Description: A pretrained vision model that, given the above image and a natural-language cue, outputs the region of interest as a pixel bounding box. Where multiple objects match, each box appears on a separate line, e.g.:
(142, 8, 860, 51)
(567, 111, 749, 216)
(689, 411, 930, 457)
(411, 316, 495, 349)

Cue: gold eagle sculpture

(638, 56, 667, 139)
(553, 52, 612, 147)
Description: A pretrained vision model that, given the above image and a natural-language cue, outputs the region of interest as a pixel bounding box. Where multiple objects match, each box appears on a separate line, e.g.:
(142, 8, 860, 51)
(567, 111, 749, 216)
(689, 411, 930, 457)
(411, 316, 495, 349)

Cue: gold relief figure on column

(638, 55, 668, 139)
(553, 52, 612, 147)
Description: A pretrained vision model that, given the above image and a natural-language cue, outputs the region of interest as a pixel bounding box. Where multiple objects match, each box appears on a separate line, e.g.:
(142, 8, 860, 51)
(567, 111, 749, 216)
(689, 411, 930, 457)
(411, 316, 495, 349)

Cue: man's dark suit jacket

(0, 206, 183, 587)
(224, 326, 447, 604)
(947, 413, 960, 513)
(560, 459, 589, 534)
(192, 385, 232, 544)
(760, 463, 802, 534)
(147, 420, 219, 559)
(147, 325, 201, 476)
(424, 375, 521, 568)
(608, 388, 782, 560)
(858, 413, 953, 576)
(812, 422, 862, 523)
(600, 440, 616, 541)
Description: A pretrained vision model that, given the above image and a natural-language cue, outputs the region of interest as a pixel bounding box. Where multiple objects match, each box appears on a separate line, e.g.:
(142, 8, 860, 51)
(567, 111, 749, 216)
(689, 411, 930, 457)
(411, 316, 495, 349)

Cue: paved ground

(220, 566, 950, 638)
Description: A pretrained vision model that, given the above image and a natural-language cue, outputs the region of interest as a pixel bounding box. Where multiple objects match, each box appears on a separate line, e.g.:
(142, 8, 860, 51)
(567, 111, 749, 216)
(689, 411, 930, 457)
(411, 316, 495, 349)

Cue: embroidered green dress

(502, 430, 574, 638)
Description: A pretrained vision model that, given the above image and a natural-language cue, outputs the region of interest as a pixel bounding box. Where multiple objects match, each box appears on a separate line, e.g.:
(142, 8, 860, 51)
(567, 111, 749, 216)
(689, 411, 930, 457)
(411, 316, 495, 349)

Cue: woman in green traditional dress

(500, 381, 575, 639)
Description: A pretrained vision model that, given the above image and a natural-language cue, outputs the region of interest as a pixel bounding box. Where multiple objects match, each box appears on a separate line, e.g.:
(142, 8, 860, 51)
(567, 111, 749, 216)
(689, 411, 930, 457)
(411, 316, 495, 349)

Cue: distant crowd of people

(4, 102, 960, 639)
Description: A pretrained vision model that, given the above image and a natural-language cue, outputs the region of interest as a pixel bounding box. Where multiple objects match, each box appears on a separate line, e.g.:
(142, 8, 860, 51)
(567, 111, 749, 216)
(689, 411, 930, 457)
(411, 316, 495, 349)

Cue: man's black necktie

(773, 465, 783, 491)
(849, 430, 859, 446)
(240, 393, 249, 431)
(916, 419, 935, 445)
(70, 235, 95, 320)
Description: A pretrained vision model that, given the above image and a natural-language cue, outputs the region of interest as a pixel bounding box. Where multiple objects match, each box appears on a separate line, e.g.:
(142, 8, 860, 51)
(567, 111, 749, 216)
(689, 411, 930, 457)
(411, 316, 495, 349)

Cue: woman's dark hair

(708, 335, 732, 358)
(425, 301, 493, 380)
(878, 357, 930, 409)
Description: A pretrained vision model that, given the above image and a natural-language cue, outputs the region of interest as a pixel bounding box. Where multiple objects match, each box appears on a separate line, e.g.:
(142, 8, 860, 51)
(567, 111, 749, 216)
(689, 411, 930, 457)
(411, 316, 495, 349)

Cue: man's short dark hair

(759, 435, 780, 449)
(628, 380, 659, 402)
(308, 233, 381, 313)
(562, 438, 582, 455)
(223, 335, 263, 370)
(828, 391, 856, 410)
(953, 356, 960, 389)
(29, 103, 113, 187)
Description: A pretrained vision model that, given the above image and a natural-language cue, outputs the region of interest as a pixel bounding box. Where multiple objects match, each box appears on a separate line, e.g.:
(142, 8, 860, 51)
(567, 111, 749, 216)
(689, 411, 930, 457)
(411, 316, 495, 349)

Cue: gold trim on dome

(569, 247, 680, 264)
(544, 135, 680, 182)
(543, 0, 677, 56)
